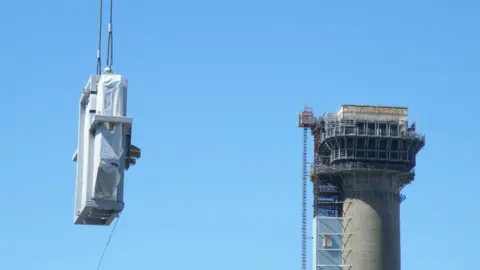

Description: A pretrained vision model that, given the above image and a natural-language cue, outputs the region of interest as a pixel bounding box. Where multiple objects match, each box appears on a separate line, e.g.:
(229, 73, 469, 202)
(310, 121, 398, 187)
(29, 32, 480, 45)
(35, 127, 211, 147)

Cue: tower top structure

(299, 104, 425, 270)
(336, 104, 408, 122)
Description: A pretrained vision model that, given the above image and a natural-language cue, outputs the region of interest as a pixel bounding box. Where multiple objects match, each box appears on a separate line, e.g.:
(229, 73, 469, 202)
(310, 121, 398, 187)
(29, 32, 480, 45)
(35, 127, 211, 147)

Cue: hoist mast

(298, 106, 315, 270)
(72, 0, 141, 226)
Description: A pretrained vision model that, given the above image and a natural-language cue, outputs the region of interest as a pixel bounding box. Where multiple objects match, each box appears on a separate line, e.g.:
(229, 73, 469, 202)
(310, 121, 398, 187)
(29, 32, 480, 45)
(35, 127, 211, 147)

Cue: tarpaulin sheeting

(93, 74, 128, 201)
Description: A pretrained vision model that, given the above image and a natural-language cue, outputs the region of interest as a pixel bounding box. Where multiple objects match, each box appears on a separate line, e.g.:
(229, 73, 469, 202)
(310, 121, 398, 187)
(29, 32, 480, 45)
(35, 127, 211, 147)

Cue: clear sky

(1, 0, 479, 269)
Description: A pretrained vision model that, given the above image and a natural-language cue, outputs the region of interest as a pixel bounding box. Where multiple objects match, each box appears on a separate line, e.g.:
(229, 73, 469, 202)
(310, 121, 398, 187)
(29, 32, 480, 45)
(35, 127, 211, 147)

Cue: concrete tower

(299, 105, 425, 270)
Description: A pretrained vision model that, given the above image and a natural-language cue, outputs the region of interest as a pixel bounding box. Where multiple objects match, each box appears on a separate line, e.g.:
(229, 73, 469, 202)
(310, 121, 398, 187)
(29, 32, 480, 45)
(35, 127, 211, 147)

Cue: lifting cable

(94, 1, 119, 268)
(106, 0, 114, 69)
(96, 0, 103, 75)
(96, 0, 114, 75)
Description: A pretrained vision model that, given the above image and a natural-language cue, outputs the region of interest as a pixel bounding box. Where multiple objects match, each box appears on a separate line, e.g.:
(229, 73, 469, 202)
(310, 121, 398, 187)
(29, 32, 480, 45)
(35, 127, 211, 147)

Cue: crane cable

(96, 0, 103, 75)
(95, 1, 119, 269)
(96, 0, 114, 75)
(106, 0, 114, 69)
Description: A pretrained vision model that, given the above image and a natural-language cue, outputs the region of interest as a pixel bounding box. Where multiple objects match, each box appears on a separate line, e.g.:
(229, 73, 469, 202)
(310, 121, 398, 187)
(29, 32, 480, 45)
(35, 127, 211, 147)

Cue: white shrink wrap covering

(92, 74, 128, 201)
(96, 74, 127, 117)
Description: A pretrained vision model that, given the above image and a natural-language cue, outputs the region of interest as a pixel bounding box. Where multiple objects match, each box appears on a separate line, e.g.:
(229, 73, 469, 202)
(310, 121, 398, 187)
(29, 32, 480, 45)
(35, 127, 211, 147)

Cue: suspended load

(72, 70, 141, 226)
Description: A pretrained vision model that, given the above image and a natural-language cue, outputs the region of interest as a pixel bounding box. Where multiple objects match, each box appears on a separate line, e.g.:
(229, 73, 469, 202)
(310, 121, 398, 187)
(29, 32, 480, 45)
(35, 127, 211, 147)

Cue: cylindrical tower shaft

(342, 171, 402, 270)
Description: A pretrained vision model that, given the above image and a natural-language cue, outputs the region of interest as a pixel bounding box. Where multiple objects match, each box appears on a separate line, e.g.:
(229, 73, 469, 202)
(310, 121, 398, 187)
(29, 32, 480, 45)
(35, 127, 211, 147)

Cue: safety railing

(321, 127, 424, 141)
(313, 162, 413, 173)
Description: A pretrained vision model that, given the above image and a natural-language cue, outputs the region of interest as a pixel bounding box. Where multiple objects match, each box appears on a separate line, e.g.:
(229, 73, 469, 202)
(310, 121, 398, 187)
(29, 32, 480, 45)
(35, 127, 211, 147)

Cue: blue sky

(1, 0, 479, 269)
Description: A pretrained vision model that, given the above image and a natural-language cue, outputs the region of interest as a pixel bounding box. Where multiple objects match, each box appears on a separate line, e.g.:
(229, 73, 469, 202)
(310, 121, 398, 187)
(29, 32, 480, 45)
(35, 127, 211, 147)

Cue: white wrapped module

(93, 74, 127, 201)
(72, 73, 137, 226)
